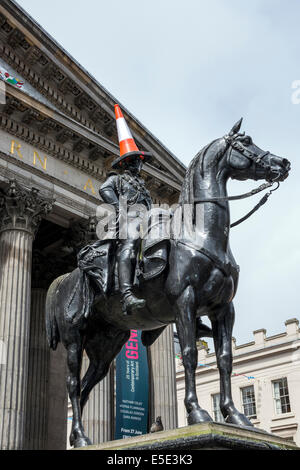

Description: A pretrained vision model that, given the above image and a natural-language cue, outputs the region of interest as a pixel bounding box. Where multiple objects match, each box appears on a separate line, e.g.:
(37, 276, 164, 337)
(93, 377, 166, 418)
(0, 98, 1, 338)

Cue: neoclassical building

(0, 0, 184, 450)
(176, 318, 300, 446)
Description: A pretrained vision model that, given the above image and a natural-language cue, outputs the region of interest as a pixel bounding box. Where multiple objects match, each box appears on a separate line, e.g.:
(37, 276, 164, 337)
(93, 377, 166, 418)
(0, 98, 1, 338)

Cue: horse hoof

(188, 408, 213, 425)
(69, 432, 75, 448)
(225, 411, 253, 428)
(73, 436, 92, 448)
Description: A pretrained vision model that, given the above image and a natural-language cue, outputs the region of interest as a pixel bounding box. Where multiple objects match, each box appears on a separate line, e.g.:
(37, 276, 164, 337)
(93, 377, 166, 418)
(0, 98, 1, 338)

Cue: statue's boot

(122, 293, 146, 315)
(119, 248, 146, 315)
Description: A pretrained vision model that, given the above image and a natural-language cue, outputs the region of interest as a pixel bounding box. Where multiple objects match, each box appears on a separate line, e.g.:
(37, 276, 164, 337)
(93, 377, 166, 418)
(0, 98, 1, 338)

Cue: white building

(176, 318, 300, 445)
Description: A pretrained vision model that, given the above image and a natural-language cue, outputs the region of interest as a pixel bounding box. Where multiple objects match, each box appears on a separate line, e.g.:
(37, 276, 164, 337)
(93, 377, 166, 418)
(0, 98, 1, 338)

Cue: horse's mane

(179, 139, 220, 205)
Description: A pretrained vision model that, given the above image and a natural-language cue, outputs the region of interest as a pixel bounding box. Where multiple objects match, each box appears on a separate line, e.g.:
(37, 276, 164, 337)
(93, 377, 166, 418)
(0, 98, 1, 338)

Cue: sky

(17, 0, 300, 347)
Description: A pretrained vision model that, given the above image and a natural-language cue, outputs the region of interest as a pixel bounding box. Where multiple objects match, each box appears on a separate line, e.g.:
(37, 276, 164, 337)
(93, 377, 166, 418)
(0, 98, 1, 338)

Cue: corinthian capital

(0, 180, 53, 236)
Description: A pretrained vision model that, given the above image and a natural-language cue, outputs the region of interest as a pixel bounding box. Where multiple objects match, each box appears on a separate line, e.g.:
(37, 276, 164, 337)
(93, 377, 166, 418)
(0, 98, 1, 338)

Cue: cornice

(0, 108, 180, 202)
(4, 83, 120, 158)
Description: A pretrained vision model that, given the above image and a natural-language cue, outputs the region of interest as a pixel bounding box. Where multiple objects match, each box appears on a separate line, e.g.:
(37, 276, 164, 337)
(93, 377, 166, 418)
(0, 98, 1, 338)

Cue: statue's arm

(99, 175, 120, 211)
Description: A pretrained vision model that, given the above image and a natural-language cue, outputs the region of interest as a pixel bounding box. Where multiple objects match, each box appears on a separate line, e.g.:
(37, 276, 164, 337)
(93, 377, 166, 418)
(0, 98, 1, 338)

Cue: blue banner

(115, 330, 149, 439)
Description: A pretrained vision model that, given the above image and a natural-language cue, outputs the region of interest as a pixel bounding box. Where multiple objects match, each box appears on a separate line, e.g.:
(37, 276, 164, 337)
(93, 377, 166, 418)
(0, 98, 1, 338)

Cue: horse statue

(45, 118, 290, 448)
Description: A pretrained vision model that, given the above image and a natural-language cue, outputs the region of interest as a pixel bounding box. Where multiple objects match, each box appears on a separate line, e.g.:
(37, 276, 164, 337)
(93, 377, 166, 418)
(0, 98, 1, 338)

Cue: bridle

(193, 136, 281, 228)
(229, 139, 274, 181)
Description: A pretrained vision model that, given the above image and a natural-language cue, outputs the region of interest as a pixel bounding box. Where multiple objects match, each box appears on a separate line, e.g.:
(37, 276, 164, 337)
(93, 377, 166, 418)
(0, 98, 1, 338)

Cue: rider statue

(99, 105, 152, 315)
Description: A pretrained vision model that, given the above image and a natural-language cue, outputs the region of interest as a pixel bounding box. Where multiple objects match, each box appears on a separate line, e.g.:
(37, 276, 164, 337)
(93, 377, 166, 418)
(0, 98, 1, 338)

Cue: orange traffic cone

(111, 104, 152, 169)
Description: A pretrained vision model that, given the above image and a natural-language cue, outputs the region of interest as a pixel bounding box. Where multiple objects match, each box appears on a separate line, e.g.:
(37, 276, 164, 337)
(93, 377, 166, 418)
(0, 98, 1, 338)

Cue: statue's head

(122, 156, 143, 175)
(111, 151, 152, 175)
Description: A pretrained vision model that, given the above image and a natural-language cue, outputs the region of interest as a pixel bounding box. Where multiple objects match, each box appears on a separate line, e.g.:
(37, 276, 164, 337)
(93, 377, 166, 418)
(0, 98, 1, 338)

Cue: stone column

(0, 180, 52, 450)
(46, 344, 68, 450)
(81, 355, 113, 445)
(25, 288, 48, 450)
(149, 325, 178, 431)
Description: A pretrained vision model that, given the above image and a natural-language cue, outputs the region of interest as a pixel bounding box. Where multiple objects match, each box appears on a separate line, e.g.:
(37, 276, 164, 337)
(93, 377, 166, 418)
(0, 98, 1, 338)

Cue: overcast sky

(17, 0, 300, 347)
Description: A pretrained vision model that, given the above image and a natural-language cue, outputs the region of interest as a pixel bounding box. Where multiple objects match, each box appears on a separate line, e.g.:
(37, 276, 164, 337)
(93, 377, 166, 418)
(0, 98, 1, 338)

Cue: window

(212, 393, 225, 423)
(273, 378, 291, 414)
(241, 385, 257, 419)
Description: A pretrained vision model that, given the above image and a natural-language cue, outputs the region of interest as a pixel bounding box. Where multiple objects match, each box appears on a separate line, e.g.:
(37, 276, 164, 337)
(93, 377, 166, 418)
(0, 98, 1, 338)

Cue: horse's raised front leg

(211, 302, 253, 427)
(176, 286, 213, 425)
(67, 338, 92, 448)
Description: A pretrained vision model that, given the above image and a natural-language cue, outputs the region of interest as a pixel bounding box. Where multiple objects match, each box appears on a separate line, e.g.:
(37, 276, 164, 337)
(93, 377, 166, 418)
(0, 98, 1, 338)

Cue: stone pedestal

(0, 181, 52, 450)
(149, 325, 178, 431)
(78, 422, 299, 451)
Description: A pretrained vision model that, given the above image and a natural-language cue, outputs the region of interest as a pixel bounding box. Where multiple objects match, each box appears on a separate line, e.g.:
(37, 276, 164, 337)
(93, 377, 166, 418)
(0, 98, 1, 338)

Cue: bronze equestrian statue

(45, 114, 290, 448)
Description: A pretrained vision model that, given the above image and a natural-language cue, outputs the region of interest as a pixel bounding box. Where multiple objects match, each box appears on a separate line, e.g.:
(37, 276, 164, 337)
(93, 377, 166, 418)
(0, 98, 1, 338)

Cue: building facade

(176, 318, 300, 445)
(0, 0, 183, 450)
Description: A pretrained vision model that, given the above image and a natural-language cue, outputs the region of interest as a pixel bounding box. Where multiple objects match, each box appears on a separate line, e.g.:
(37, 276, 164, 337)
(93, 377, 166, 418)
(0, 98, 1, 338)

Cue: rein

(230, 181, 280, 227)
(193, 179, 280, 228)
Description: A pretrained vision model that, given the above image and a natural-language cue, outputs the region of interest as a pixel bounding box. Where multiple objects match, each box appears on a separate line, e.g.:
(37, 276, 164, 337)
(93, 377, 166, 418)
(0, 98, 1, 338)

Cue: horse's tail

(45, 274, 69, 350)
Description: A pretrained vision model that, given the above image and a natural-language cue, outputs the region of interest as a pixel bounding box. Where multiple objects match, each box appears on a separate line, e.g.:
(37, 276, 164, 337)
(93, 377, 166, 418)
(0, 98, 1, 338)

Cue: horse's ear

(229, 118, 243, 136)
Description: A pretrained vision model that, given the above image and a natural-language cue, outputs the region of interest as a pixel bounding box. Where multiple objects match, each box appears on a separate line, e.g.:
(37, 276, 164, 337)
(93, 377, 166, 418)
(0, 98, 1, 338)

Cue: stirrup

(121, 295, 146, 315)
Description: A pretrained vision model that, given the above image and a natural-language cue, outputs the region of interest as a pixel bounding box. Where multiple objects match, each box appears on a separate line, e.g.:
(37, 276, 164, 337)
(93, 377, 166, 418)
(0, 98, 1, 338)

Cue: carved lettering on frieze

(33, 151, 47, 171)
(7, 138, 100, 196)
(83, 179, 96, 195)
(10, 140, 23, 159)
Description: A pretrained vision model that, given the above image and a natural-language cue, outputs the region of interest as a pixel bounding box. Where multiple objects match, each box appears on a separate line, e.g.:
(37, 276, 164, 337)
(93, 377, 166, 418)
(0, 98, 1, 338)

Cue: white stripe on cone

(116, 116, 133, 143)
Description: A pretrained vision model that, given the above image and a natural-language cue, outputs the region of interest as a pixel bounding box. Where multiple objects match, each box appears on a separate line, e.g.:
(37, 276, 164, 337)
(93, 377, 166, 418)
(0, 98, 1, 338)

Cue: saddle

(65, 208, 170, 323)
